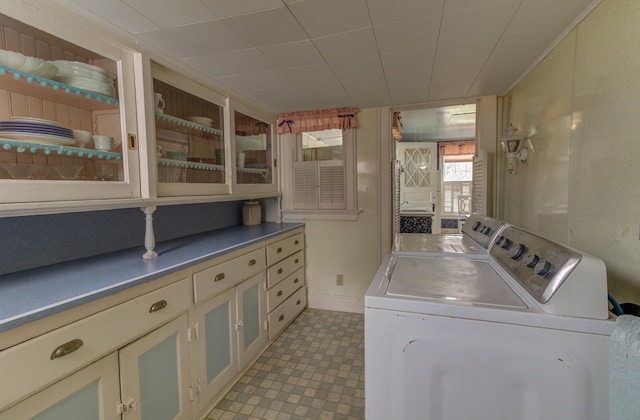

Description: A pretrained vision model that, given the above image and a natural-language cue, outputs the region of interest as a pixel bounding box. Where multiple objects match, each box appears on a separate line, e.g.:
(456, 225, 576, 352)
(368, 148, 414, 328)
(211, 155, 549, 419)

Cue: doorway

(392, 103, 476, 234)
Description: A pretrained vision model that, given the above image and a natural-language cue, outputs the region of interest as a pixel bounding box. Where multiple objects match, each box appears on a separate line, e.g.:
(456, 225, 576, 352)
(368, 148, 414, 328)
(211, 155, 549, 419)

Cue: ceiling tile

(506, 0, 594, 35)
(135, 20, 251, 57)
(201, 0, 285, 18)
(367, 0, 445, 25)
(122, 0, 217, 28)
(328, 55, 383, 82)
(218, 69, 293, 92)
(312, 27, 378, 63)
(444, 0, 520, 13)
(281, 64, 337, 85)
(381, 48, 435, 105)
(58, 0, 159, 34)
(258, 40, 325, 68)
(288, 0, 371, 38)
(222, 7, 307, 47)
(183, 48, 274, 77)
(438, 2, 520, 44)
(374, 15, 441, 54)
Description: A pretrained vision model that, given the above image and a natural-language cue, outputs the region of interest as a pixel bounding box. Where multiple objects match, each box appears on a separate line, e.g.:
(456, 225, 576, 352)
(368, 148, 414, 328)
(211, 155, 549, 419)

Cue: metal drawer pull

(277, 268, 283, 274)
(296, 299, 302, 305)
(295, 258, 299, 264)
(294, 278, 299, 284)
(248, 259, 256, 266)
(50, 339, 83, 360)
(277, 247, 283, 253)
(278, 314, 285, 321)
(214, 273, 225, 282)
(149, 300, 167, 313)
(294, 240, 299, 245)
(277, 290, 283, 297)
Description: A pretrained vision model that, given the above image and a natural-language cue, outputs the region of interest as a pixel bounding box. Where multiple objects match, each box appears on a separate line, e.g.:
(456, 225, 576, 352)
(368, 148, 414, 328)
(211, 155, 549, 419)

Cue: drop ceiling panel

(329, 56, 384, 82)
(222, 7, 307, 47)
(58, 0, 158, 34)
(136, 20, 251, 58)
(288, 0, 371, 39)
(258, 40, 325, 68)
(366, 0, 445, 25)
(374, 15, 441, 53)
(218, 69, 293, 92)
(122, 0, 217, 28)
(281, 64, 337, 86)
(312, 28, 379, 63)
(438, 2, 519, 44)
(201, 0, 284, 18)
(183, 48, 274, 77)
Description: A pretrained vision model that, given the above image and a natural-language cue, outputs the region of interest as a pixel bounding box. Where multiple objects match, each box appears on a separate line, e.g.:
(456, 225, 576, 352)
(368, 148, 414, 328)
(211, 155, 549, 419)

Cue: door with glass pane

(236, 272, 267, 369)
(0, 353, 120, 420)
(119, 314, 191, 420)
(190, 288, 238, 413)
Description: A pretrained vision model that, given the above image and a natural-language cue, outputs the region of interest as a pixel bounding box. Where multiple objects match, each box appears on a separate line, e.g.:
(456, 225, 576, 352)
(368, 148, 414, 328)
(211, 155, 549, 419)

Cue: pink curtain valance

(277, 107, 359, 134)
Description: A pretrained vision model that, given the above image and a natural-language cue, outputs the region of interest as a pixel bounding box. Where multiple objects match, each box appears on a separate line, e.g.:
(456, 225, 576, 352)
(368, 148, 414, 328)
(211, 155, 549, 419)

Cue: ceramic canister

(242, 201, 261, 226)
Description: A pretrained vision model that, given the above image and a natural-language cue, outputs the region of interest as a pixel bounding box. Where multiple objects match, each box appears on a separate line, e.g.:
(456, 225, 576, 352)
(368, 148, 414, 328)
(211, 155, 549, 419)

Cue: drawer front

(0, 278, 191, 410)
(266, 232, 304, 266)
(267, 286, 307, 341)
(266, 251, 304, 289)
(267, 268, 304, 313)
(193, 248, 265, 303)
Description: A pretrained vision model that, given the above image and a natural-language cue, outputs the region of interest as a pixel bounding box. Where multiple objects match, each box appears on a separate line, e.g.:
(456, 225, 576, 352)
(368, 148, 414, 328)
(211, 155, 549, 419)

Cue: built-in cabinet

(0, 228, 305, 419)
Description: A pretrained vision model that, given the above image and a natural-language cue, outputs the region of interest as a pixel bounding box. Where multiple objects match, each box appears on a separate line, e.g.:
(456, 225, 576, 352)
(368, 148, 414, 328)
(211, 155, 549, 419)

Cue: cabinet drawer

(193, 248, 265, 303)
(267, 268, 304, 313)
(266, 232, 304, 266)
(267, 286, 307, 341)
(266, 251, 304, 289)
(0, 278, 191, 411)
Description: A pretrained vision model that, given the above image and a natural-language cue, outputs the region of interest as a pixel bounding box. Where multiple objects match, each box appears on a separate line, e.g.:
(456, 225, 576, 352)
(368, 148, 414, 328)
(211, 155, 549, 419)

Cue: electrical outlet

(336, 274, 344, 286)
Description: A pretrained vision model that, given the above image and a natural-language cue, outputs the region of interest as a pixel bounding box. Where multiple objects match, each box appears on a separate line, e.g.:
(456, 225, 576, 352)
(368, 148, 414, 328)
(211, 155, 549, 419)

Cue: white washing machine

(395, 213, 507, 258)
(366, 226, 614, 420)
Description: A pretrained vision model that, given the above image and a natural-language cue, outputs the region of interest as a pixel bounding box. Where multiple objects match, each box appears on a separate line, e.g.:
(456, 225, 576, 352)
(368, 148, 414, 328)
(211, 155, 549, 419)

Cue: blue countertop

(0, 222, 303, 334)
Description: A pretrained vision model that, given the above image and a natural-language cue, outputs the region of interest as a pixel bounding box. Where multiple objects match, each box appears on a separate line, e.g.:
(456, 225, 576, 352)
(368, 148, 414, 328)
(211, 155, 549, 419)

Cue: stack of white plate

(51, 60, 116, 97)
(0, 49, 58, 79)
(0, 117, 75, 146)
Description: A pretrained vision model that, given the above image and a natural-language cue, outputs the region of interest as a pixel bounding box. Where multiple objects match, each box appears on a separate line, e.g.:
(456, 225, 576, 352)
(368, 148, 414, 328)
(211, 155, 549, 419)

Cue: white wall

(304, 108, 384, 312)
(500, 0, 640, 303)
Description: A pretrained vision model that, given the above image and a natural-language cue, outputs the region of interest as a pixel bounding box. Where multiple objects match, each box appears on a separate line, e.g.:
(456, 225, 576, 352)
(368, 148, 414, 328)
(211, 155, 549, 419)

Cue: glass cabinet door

(152, 64, 228, 197)
(233, 108, 276, 193)
(0, 11, 140, 204)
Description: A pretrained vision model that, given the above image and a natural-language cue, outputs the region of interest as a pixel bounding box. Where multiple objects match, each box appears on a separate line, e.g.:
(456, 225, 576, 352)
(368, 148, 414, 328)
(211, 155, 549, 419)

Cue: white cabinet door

(236, 272, 267, 369)
(190, 287, 238, 413)
(119, 314, 192, 420)
(0, 353, 120, 420)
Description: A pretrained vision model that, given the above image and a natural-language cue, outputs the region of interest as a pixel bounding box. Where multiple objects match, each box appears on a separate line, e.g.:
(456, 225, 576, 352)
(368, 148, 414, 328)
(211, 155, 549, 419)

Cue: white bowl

(0, 49, 26, 69)
(93, 135, 114, 151)
(73, 130, 92, 148)
(187, 116, 213, 126)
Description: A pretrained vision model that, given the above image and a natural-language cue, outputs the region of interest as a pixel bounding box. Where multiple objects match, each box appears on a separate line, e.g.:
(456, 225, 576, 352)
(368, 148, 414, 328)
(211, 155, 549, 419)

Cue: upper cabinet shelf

(155, 111, 223, 136)
(0, 138, 122, 161)
(0, 65, 119, 111)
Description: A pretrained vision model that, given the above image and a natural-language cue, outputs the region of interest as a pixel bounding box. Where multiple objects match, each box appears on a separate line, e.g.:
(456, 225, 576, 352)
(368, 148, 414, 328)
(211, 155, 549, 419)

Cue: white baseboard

(307, 293, 364, 314)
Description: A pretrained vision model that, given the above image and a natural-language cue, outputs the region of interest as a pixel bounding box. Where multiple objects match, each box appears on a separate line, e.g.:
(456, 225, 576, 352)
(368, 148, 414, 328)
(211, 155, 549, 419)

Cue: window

(442, 155, 473, 214)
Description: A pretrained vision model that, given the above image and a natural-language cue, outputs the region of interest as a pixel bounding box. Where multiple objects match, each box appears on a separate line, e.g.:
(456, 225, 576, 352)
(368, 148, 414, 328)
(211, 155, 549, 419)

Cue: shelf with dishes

(0, 138, 122, 160)
(0, 65, 118, 111)
(155, 111, 223, 136)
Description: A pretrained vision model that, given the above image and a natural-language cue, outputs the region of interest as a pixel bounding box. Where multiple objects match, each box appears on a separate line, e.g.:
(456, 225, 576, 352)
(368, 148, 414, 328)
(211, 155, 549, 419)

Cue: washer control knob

(472, 221, 482, 231)
(501, 238, 512, 249)
(523, 253, 540, 268)
(482, 226, 492, 235)
(534, 259, 552, 276)
(511, 244, 526, 260)
(496, 235, 505, 246)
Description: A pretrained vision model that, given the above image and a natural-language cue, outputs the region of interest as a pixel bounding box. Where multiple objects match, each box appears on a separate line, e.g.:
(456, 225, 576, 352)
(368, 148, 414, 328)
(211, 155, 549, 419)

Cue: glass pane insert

(234, 111, 272, 184)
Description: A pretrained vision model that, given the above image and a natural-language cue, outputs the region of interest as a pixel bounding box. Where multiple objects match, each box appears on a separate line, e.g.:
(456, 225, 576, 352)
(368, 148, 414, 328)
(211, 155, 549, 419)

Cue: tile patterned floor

(206, 308, 365, 420)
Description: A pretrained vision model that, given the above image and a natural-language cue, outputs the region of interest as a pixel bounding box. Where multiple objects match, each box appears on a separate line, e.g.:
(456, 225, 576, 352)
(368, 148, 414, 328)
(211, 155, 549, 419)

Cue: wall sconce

(500, 124, 532, 174)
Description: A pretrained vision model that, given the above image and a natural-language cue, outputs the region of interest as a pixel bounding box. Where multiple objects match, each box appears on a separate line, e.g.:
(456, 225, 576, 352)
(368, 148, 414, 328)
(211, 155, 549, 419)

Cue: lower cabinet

(0, 353, 121, 420)
(190, 272, 267, 416)
(119, 314, 192, 420)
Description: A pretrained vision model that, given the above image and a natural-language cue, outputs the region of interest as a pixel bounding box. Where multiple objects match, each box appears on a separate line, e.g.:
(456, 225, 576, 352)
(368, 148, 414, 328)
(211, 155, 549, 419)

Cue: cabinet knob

(149, 299, 167, 313)
(294, 278, 299, 284)
(278, 314, 285, 321)
(277, 247, 283, 253)
(277, 268, 283, 274)
(294, 258, 299, 264)
(294, 240, 299, 245)
(50, 339, 84, 360)
(296, 299, 302, 305)
(277, 290, 283, 297)
(248, 259, 256, 266)
(214, 273, 226, 282)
